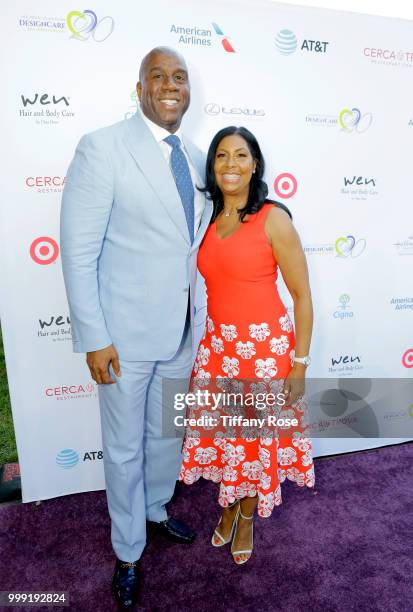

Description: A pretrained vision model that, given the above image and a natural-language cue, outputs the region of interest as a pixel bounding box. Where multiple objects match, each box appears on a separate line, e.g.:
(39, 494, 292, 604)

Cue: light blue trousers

(98, 322, 192, 562)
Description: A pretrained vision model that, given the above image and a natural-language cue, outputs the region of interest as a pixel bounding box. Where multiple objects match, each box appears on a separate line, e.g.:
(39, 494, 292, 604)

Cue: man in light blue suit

(60, 47, 212, 609)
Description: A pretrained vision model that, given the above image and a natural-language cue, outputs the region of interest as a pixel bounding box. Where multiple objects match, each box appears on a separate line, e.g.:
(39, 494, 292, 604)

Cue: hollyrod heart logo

(339, 107, 373, 133)
(66, 9, 114, 42)
(335, 235, 366, 258)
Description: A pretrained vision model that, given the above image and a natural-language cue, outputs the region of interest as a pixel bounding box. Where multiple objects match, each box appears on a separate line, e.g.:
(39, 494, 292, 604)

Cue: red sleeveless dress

(179, 203, 315, 517)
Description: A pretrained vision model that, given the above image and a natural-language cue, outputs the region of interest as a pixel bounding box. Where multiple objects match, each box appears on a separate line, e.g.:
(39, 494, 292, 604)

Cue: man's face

(137, 52, 190, 133)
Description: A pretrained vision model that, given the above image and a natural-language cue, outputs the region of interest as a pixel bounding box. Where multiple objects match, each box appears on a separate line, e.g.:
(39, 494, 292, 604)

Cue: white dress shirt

(139, 107, 205, 234)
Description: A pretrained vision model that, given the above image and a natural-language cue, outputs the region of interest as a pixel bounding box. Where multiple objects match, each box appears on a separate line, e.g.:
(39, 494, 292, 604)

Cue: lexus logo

(205, 103, 220, 116)
(204, 103, 265, 117)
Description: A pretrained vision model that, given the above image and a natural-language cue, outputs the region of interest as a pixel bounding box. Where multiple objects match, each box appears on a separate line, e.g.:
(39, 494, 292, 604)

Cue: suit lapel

(124, 113, 190, 244)
(193, 199, 213, 251)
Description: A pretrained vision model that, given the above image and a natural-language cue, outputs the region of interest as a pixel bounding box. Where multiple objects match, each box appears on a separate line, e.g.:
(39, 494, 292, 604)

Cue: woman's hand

(282, 363, 306, 405)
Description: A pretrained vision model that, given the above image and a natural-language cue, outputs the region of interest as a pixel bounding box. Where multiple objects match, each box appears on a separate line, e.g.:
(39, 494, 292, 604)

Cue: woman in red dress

(180, 127, 314, 564)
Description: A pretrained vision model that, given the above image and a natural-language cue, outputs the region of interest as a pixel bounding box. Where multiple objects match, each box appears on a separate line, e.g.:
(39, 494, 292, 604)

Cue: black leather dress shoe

(112, 558, 140, 610)
(148, 516, 196, 544)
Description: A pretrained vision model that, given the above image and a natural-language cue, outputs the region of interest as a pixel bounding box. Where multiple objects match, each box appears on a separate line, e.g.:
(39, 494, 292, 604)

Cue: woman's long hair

(200, 126, 292, 222)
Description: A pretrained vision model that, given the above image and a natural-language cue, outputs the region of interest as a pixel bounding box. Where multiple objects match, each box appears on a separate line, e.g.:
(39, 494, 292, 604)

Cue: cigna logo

(335, 235, 366, 258)
(30, 237, 59, 265)
(339, 107, 373, 133)
(66, 9, 114, 42)
(402, 349, 413, 368)
(275, 29, 329, 55)
(45, 383, 96, 398)
(274, 173, 298, 199)
(333, 294, 354, 319)
(25, 176, 66, 193)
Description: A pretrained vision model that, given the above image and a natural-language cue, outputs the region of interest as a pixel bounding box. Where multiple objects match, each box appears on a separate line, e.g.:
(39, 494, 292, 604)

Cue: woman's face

(213, 134, 256, 200)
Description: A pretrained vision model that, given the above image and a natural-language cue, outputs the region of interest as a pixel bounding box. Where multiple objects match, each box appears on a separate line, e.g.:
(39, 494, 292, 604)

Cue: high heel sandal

(211, 501, 240, 547)
(231, 509, 254, 565)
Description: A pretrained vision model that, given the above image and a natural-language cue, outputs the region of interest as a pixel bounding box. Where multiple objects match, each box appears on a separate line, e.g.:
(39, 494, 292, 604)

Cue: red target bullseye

(274, 172, 298, 199)
(30, 237, 59, 265)
(402, 349, 413, 368)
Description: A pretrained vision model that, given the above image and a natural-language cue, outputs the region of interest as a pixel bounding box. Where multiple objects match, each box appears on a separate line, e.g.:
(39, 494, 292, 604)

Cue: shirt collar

(138, 106, 184, 145)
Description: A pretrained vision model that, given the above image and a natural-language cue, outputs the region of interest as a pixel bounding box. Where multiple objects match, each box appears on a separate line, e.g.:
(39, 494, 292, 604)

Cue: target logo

(402, 349, 413, 368)
(274, 173, 298, 199)
(30, 237, 59, 265)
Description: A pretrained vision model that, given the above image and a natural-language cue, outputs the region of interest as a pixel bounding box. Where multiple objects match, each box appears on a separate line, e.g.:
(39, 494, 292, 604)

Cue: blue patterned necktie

(164, 134, 195, 243)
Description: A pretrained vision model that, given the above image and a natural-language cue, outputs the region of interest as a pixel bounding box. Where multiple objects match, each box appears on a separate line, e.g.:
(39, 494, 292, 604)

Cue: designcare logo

(275, 29, 329, 55)
(30, 237, 59, 265)
(56, 448, 103, 469)
(170, 21, 235, 52)
(339, 107, 373, 134)
(204, 103, 265, 118)
(45, 383, 96, 400)
(364, 47, 413, 68)
(18, 15, 66, 33)
(25, 176, 66, 194)
(335, 234, 366, 258)
(66, 9, 115, 42)
(273, 173, 298, 199)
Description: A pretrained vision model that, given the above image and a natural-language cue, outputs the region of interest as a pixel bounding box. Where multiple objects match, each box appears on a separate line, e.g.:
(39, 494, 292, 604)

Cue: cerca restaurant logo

(30, 237, 59, 265)
(19, 92, 75, 125)
(45, 382, 97, 400)
(25, 175, 66, 194)
(170, 21, 235, 52)
(335, 234, 366, 258)
(364, 47, 413, 69)
(204, 103, 265, 118)
(275, 29, 329, 55)
(339, 107, 373, 133)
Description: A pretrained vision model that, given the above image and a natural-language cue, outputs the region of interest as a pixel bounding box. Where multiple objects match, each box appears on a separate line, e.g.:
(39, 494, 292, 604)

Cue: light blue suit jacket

(60, 112, 212, 361)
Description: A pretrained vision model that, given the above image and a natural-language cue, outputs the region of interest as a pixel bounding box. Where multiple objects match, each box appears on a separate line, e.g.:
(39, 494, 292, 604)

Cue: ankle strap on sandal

(239, 510, 254, 520)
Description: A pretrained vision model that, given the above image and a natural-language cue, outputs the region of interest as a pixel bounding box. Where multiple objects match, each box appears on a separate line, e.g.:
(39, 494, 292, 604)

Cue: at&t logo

(56, 449, 79, 469)
(30, 237, 59, 265)
(335, 235, 366, 258)
(275, 29, 329, 55)
(339, 107, 373, 133)
(66, 9, 114, 42)
(274, 173, 298, 199)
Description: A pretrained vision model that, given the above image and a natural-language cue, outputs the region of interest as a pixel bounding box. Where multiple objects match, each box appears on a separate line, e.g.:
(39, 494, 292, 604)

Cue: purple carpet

(1, 443, 413, 612)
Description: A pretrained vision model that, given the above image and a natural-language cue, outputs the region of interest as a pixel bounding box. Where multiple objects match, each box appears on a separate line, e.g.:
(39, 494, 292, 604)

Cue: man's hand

(86, 344, 121, 385)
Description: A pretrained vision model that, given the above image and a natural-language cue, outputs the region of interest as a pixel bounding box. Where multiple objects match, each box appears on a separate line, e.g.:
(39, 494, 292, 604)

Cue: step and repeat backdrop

(0, 0, 412, 502)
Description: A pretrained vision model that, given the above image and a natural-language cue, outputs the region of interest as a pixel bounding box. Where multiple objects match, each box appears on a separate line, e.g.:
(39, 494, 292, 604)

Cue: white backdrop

(0, 0, 412, 502)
